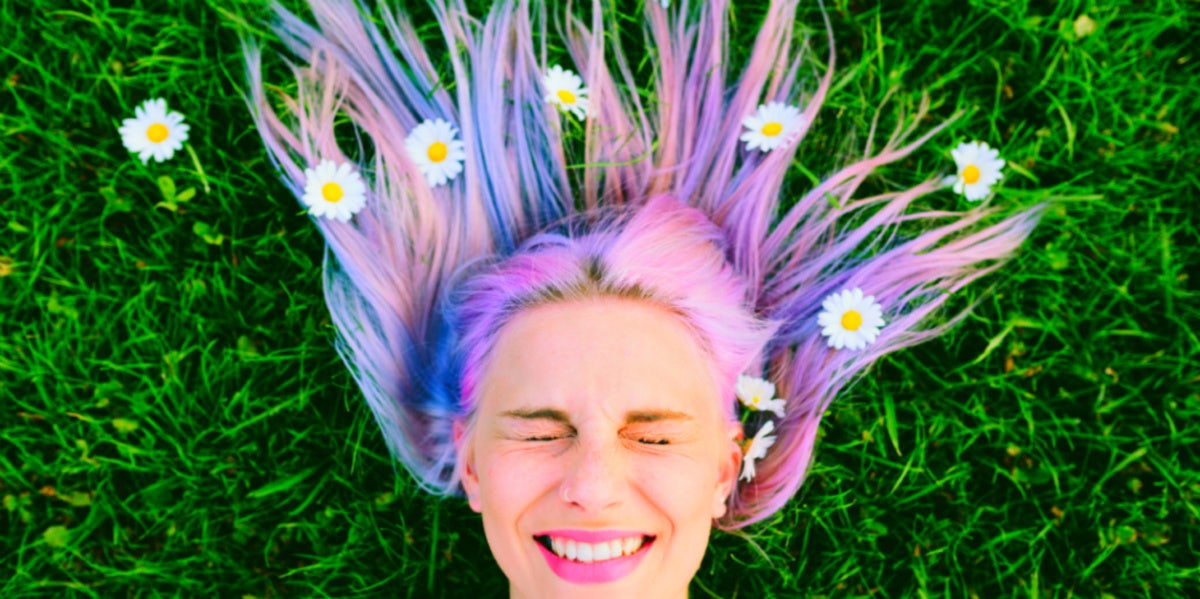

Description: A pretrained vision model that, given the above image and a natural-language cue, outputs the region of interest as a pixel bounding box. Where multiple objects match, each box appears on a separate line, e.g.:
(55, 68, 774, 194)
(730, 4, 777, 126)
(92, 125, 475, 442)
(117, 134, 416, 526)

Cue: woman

(246, 0, 1040, 595)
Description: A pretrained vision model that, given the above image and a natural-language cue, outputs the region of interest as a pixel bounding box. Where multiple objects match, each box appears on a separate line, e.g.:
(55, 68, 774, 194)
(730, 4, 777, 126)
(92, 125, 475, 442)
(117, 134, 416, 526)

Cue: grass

(1, 0, 1197, 596)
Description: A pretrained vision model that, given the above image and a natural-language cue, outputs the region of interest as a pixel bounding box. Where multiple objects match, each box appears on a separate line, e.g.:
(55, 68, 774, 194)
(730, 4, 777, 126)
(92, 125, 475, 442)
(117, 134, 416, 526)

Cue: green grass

(2, 0, 1197, 597)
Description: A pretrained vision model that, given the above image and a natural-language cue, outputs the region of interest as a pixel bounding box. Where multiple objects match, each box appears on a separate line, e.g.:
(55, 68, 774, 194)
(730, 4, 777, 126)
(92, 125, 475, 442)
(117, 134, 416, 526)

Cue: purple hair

(245, 0, 1041, 528)
(450, 195, 777, 415)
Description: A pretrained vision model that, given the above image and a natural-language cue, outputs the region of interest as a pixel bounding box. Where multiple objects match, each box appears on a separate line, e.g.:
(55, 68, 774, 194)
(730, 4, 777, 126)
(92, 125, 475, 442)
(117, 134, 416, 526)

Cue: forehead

(475, 298, 722, 419)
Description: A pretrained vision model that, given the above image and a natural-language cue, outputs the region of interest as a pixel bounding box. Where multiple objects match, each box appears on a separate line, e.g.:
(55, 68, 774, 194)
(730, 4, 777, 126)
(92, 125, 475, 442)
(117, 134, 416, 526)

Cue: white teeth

(545, 535, 646, 562)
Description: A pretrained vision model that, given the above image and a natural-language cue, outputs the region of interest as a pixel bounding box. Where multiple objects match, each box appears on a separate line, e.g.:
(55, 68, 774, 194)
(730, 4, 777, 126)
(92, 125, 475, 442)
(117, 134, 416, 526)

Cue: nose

(560, 435, 627, 513)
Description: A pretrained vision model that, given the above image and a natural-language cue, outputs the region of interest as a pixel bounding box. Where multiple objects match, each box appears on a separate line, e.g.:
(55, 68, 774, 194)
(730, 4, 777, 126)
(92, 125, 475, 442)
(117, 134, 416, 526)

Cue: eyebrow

(498, 408, 694, 424)
(499, 408, 571, 424)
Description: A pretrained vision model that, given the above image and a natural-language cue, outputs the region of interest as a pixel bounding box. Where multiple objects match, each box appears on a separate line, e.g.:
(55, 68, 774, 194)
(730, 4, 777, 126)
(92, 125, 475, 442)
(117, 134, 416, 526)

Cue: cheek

(477, 447, 560, 517)
(473, 448, 562, 578)
(631, 454, 718, 579)
(631, 452, 721, 520)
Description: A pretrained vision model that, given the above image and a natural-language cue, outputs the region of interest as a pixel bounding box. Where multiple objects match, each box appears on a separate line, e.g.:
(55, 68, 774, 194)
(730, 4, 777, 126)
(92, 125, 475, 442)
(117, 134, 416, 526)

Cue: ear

(712, 422, 744, 519)
(454, 419, 483, 513)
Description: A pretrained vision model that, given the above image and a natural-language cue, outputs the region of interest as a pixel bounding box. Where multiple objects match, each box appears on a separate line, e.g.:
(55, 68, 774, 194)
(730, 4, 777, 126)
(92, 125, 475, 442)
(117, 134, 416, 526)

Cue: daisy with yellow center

(948, 140, 1005, 201)
(301, 160, 367, 222)
(735, 375, 786, 418)
(740, 101, 805, 152)
(740, 420, 777, 482)
(817, 287, 886, 351)
(404, 118, 467, 188)
(118, 98, 189, 164)
(543, 65, 589, 120)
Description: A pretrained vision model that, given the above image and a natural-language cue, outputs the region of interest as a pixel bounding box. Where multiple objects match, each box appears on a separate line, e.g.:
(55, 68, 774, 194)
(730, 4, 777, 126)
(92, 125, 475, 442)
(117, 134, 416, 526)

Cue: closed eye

(635, 437, 670, 446)
(525, 434, 570, 442)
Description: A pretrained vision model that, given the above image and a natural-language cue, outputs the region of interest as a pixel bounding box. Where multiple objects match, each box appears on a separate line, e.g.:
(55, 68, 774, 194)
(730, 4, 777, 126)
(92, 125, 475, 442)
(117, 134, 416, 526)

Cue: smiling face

(458, 297, 742, 599)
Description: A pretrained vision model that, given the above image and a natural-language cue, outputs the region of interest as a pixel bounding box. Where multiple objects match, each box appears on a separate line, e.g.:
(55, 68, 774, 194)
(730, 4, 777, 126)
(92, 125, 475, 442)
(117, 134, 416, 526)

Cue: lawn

(1, 0, 1197, 597)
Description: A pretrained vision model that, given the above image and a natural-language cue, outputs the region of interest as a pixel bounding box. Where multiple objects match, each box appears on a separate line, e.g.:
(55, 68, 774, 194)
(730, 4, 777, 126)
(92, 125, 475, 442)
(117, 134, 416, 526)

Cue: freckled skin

(459, 298, 742, 599)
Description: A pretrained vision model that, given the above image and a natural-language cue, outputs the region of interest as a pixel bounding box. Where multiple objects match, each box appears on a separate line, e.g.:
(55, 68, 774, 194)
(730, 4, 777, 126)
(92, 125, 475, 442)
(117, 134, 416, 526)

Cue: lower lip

(536, 538, 654, 584)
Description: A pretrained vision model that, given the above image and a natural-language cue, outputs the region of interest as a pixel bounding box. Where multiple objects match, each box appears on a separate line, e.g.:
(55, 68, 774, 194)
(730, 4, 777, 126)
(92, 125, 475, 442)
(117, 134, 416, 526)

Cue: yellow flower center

(557, 89, 576, 105)
(321, 182, 344, 203)
(749, 395, 760, 407)
(761, 122, 783, 137)
(427, 141, 448, 163)
(962, 164, 981, 185)
(841, 310, 863, 331)
(146, 123, 169, 143)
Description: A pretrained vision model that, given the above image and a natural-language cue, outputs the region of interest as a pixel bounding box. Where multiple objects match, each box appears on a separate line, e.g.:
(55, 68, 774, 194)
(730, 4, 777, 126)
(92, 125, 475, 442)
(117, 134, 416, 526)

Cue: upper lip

(534, 529, 652, 543)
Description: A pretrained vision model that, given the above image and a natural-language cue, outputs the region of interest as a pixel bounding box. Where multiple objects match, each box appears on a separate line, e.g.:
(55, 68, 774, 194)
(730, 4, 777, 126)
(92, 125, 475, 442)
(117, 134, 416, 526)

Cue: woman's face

(459, 298, 741, 599)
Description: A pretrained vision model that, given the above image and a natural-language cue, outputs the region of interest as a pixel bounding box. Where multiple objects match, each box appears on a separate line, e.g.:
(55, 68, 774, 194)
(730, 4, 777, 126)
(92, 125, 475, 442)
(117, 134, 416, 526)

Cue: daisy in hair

(405, 118, 467, 187)
(543, 65, 590, 120)
(817, 287, 886, 351)
(740, 101, 805, 152)
(735, 375, 786, 418)
(301, 159, 368, 222)
(740, 420, 777, 482)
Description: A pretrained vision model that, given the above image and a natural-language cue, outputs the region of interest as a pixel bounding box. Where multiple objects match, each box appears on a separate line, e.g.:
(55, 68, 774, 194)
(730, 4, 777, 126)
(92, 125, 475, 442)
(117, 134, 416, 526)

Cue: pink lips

(533, 530, 655, 584)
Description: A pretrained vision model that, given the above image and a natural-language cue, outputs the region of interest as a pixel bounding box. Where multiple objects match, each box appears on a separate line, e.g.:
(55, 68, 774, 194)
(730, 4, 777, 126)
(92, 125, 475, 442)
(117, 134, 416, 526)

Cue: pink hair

(245, 0, 1042, 528)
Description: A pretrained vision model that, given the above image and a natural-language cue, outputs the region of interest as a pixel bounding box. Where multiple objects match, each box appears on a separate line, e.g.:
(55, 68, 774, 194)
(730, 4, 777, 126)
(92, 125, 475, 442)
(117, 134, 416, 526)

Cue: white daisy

(740, 420, 777, 482)
(740, 101, 805, 152)
(301, 159, 367, 222)
(735, 375, 786, 418)
(404, 118, 467, 187)
(543, 65, 589, 120)
(118, 98, 189, 164)
(817, 287, 886, 351)
(948, 141, 1005, 201)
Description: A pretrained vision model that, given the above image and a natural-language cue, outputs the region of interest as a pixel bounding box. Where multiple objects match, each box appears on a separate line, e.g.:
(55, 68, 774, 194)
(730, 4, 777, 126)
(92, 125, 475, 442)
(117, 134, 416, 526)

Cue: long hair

(245, 0, 1041, 528)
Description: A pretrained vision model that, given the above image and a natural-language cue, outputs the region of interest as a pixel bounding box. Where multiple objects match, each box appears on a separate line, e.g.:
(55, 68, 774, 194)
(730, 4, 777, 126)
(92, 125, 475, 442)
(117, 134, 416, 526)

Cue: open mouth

(534, 534, 655, 564)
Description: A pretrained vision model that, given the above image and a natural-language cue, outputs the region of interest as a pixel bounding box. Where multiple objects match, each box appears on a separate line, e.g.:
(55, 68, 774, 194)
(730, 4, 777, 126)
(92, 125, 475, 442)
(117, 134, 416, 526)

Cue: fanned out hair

(246, 0, 1041, 528)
